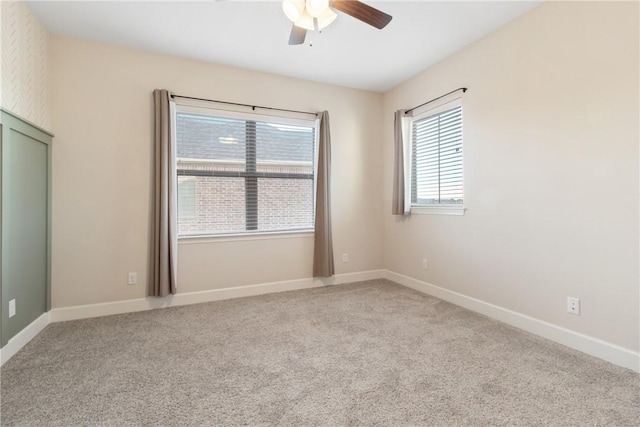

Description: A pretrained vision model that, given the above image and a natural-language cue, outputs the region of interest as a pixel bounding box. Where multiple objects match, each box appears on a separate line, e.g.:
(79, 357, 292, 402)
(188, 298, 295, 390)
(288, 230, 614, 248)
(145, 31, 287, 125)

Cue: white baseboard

(0, 312, 50, 366)
(49, 269, 386, 323)
(384, 270, 640, 373)
(317, 269, 385, 286)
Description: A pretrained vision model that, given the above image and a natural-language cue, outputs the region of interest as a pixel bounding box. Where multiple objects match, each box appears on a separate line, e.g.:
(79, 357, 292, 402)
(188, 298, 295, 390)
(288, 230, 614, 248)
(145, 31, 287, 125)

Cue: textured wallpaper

(1, 0, 51, 131)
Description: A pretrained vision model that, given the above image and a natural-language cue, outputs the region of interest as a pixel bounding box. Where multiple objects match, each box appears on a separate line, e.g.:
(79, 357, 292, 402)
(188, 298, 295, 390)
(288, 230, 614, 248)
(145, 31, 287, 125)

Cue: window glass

(175, 108, 316, 236)
(412, 103, 463, 206)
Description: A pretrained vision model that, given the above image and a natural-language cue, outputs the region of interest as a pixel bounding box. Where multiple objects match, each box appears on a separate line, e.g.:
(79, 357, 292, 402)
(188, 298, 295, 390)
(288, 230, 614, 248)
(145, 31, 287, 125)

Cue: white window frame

(410, 95, 465, 216)
(173, 99, 319, 238)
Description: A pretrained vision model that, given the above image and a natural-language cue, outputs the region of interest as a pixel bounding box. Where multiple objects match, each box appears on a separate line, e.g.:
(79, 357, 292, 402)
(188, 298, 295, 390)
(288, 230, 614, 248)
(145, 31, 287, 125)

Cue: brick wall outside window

(178, 177, 246, 235)
(257, 178, 313, 231)
(178, 176, 313, 235)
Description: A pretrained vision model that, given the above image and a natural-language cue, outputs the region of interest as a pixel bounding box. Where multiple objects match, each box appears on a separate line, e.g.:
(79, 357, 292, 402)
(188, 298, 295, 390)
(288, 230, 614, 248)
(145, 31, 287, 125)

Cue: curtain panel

(313, 111, 335, 278)
(150, 89, 178, 296)
(392, 109, 412, 215)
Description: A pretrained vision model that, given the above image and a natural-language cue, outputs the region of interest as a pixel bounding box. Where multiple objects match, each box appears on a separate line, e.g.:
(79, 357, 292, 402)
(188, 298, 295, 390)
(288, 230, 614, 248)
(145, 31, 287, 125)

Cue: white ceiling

(27, 0, 541, 92)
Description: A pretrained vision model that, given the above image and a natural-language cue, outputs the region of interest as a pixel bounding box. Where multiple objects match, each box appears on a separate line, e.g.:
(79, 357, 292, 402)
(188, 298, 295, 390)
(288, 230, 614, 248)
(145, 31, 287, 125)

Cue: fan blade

(331, 0, 392, 29)
(288, 24, 307, 45)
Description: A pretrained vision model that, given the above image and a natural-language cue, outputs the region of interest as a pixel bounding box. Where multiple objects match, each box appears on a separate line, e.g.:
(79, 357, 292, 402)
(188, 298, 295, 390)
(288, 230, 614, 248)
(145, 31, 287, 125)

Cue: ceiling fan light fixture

(293, 11, 315, 31)
(282, 0, 305, 22)
(305, 0, 329, 18)
(285, 0, 392, 45)
(317, 7, 337, 29)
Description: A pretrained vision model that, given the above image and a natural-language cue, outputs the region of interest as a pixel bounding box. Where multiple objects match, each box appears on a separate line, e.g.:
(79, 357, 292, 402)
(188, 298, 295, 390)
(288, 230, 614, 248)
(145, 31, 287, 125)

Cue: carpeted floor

(1, 279, 638, 426)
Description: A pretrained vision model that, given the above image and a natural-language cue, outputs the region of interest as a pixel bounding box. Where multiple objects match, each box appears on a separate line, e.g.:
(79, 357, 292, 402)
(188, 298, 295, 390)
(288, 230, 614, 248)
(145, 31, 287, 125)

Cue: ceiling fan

(282, 0, 392, 45)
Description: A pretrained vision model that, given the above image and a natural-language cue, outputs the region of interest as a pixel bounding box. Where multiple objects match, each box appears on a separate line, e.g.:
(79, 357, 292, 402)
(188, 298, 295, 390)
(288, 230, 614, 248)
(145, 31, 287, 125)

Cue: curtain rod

(406, 87, 468, 114)
(171, 94, 318, 117)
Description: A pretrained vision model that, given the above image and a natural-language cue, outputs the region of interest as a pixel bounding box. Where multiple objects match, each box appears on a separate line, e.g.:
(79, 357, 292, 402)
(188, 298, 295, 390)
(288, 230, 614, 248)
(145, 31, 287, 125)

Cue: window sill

(411, 206, 466, 216)
(178, 229, 314, 244)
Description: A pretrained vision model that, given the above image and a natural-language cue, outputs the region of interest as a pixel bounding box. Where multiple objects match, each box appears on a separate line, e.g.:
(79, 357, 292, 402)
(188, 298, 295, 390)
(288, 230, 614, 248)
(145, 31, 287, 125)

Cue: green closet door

(2, 127, 48, 341)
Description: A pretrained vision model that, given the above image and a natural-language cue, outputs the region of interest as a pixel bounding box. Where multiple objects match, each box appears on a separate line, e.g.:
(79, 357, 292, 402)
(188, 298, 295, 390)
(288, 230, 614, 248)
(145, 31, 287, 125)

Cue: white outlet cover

(567, 297, 580, 315)
(128, 272, 137, 285)
(9, 299, 16, 318)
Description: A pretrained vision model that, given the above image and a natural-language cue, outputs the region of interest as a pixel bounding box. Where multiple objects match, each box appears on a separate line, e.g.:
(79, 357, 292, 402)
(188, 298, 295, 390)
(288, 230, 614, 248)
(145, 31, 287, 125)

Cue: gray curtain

(313, 111, 334, 278)
(150, 89, 178, 296)
(392, 109, 411, 215)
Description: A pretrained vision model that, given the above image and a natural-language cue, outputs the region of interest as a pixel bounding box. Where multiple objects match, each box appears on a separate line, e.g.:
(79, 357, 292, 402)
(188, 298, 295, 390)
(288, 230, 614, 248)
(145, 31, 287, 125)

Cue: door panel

(2, 128, 48, 341)
(0, 110, 52, 349)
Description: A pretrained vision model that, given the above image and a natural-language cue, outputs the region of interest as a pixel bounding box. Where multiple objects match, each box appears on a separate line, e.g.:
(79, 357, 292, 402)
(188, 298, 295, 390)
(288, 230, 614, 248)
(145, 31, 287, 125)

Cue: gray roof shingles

(176, 113, 314, 163)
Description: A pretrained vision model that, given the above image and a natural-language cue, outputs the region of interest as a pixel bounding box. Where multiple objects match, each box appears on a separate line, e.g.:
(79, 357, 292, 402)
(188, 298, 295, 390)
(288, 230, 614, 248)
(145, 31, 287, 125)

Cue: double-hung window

(411, 98, 464, 212)
(175, 103, 317, 236)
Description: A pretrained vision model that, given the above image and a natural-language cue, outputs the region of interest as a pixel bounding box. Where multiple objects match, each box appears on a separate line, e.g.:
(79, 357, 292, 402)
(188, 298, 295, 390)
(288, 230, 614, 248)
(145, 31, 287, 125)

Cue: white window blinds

(411, 102, 463, 206)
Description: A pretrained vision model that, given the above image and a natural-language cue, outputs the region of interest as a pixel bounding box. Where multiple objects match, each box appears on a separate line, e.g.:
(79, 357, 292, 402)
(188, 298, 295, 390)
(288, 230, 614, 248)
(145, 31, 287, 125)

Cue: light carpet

(1, 279, 639, 426)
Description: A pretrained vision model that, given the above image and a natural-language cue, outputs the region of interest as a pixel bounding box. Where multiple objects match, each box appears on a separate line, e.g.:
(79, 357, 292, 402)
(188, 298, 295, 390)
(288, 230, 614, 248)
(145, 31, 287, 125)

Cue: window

(175, 104, 316, 236)
(411, 99, 463, 208)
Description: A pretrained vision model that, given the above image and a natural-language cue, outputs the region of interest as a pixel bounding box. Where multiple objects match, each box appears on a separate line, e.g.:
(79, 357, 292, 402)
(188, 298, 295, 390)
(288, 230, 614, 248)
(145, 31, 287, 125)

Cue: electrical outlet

(128, 272, 137, 285)
(422, 259, 429, 270)
(342, 253, 348, 263)
(9, 299, 16, 318)
(567, 297, 580, 315)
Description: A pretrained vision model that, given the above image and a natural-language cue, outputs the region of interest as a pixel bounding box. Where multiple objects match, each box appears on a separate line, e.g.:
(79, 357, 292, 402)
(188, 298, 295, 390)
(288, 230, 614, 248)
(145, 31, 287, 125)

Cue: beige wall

(382, 1, 639, 352)
(50, 36, 384, 307)
(0, 0, 51, 130)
